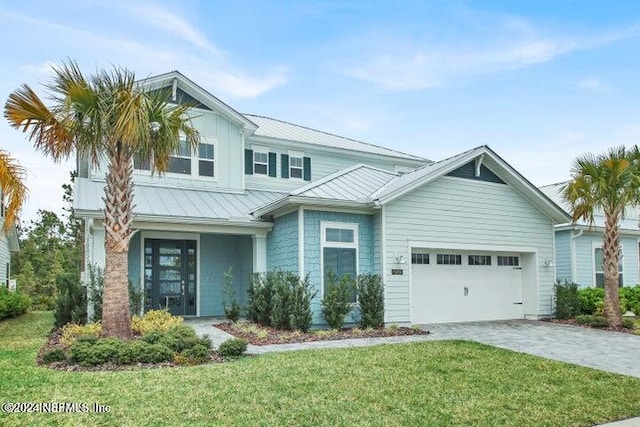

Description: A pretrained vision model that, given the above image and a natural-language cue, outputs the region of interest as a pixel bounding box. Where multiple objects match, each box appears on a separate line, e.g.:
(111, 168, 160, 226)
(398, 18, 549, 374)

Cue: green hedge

(0, 287, 31, 320)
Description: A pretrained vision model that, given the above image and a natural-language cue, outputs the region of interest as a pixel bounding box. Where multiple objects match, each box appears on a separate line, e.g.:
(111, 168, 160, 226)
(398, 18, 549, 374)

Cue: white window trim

(133, 136, 218, 182)
(320, 221, 359, 299)
(253, 148, 270, 176)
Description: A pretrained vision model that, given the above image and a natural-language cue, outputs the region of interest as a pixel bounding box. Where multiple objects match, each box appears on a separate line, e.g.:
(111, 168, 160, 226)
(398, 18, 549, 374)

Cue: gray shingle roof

(244, 114, 426, 162)
(74, 178, 282, 223)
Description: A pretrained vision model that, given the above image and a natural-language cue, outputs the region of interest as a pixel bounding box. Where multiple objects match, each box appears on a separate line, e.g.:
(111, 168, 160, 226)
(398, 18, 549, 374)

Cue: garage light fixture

(395, 254, 407, 264)
(543, 258, 554, 268)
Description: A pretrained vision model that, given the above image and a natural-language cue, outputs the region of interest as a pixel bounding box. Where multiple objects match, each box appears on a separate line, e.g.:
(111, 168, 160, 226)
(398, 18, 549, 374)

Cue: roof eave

(252, 196, 377, 218)
(75, 210, 271, 228)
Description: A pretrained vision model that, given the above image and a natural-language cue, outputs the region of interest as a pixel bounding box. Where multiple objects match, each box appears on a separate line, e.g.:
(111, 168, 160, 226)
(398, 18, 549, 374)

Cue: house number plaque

(391, 269, 403, 275)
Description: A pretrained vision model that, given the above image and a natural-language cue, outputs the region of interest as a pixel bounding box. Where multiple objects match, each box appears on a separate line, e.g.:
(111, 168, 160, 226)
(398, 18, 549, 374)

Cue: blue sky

(2, 0, 640, 222)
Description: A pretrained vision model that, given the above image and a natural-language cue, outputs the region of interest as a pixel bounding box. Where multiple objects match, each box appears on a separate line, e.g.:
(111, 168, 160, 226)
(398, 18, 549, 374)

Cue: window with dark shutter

(281, 154, 289, 178)
(244, 149, 254, 175)
(303, 156, 311, 181)
(268, 152, 277, 177)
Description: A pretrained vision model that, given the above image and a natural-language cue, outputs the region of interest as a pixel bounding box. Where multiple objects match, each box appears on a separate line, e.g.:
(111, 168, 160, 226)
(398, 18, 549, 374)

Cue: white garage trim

(408, 240, 537, 254)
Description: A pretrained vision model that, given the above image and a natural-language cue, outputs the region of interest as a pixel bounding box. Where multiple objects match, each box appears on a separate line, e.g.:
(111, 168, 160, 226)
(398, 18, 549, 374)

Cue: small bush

(322, 273, 354, 330)
(356, 274, 384, 328)
(289, 274, 316, 333)
(271, 272, 292, 330)
(554, 280, 580, 319)
(42, 348, 67, 363)
(131, 310, 184, 336)
(621, 317, 636, 329)
(223, 268, 241, 322)
(181, 344, 210, 363)
(575, 315, 609, 328)
(578, 287, 605, 315)
(54, 273, 86, 327)
(69, 337, 126, 366)
(246, 272, 276, 326)
(0, 287, 31, 320)
(218, 338, 247, 357)
(60, 322, 102, 346)
(620, 287, 640, 316)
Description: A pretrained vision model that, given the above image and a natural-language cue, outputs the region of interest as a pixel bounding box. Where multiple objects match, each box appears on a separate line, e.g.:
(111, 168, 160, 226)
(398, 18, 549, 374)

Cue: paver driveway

(423, 320, 640, 378)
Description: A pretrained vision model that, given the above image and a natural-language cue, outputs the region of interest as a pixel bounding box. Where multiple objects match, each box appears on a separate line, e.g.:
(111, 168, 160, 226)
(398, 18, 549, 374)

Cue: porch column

(252, 235, 267, 273)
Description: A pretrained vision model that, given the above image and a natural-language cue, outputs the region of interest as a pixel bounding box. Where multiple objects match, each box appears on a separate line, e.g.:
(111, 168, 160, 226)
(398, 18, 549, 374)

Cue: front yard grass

(2, 312, 640, 426)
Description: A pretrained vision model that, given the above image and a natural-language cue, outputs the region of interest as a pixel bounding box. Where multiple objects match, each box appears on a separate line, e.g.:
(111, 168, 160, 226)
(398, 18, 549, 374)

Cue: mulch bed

(542, 318, 638, 335)
(216, 322, 429, 346)
(37, 328, 231, 372)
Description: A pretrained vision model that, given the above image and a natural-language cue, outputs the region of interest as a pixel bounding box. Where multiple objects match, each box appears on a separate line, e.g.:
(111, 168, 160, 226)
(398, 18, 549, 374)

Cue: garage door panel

(410, 251, 524, 324)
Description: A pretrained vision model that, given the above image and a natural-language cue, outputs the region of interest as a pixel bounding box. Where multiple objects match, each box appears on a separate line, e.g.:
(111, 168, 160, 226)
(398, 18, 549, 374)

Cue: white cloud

(578, 77, 609, 92)
(344, 13, 640, 91)
(120, 3, 220, 55)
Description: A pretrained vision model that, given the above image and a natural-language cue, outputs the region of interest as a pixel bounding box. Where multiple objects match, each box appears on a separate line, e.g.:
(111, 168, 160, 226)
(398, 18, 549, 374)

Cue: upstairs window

(254, 151, 268, 175)
(290, 156, 303, 179)
(198, 143, 214, 177)
(169, 141, 191, 175)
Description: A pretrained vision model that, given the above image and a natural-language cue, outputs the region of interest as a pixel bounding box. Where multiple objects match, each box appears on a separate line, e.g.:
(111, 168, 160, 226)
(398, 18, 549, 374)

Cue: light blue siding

(199, 234, 253, 316)
(554, 230, 572, 282)
(266, 211, 298, 272)
(303, 210, 375, 325)
(574, 232, 638, 287)
(384, 176, 556, 322)
(128, 232, 142, 290)
(373, 212, 382, 274)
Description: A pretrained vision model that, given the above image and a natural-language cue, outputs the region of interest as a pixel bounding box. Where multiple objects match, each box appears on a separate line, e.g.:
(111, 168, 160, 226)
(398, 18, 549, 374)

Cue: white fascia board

(253, 196, 378, 218)
(555, 223, 640, 236)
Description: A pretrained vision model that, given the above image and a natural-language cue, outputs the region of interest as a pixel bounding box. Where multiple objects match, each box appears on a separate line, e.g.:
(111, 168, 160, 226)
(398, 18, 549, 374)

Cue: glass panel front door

(144, 239, 197, 316)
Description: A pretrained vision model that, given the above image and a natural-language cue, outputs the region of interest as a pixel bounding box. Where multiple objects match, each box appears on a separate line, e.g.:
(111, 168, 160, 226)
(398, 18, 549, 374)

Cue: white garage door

(410, 251, 524, 324)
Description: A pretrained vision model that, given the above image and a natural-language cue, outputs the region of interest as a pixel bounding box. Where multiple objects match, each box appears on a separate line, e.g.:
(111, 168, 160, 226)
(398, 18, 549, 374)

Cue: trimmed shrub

(621, 317, 636, 329)
(620, 287, 640, 315)
(271, 272, 292, 330)
(0, 287, 31, 320)
(247, 272, 276, 325)
(289, 275, 316, 333)
(42, 348, 67, 363)
(578, 287, 605, 315)
(575, 315, 609, 328)
(54, 272, 86, 327)
(131, 310, 184, 336)
(322, 273, 354, 330)
(181, 344, 210, 363)
(356, 274, 384, 328)
(69, 337, 126, 366)
(218, 338, 247, 358)
(60, 322, 102, 346)
(554, 280, 580, 319)
(126, 341, 173, 364)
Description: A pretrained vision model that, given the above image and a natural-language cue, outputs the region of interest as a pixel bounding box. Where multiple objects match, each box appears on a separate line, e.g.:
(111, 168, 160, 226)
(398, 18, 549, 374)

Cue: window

(469, 255, 491, 266)
(437, 254, 462, 265)
(254, 151, 268, 175)
(325, 228, 354, 243)
(169, 140, 191, 174)
(411, 253, 429, 264)
(497, 256, 519, 266)
(198, 143, 214, 177)
(594, 248, 623, 287)
(322, 222, 358, 303)
(133, 157, 151, 171)
(290, 156, 303, 179)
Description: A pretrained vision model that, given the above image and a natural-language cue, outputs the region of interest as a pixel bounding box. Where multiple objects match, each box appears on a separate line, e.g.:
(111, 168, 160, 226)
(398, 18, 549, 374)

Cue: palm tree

(4, 61, 199, 338)
(0, 149, 27, 231)
(563, 146, 638, 327)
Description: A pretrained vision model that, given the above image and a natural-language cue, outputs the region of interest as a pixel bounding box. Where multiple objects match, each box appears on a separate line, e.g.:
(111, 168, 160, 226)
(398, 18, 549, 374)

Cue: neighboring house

(74, 71, 569, 325)
(540, 182, 639, 288)
(0, 202, 19, 290)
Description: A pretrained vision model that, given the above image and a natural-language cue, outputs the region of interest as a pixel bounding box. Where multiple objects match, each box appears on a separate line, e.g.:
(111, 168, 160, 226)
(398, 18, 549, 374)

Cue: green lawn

(1, 313, 640, 426)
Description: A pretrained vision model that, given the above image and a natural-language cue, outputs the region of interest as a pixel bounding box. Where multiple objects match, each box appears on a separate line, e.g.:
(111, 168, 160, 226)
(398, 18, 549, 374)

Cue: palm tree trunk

(603, 213, 622, 327)
(101, 144, 135, 339)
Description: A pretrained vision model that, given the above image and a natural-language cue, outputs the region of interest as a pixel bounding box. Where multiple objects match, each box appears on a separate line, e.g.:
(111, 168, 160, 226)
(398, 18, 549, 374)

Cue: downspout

(570, 228, 583, 283)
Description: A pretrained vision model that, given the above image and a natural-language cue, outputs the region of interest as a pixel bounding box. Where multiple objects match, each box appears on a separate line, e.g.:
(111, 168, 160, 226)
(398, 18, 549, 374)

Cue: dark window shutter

(268, 152, 277, 177)
(281, 154, 289, 178)
(303, 156, 311, 181)
(244, 149, 253, 175)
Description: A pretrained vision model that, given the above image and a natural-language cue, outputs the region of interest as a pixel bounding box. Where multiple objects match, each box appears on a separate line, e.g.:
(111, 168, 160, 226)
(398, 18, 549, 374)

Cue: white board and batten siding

(383, 176, 556, 324)
(0, 230, 10, 285)
(90, 109, 245, 192)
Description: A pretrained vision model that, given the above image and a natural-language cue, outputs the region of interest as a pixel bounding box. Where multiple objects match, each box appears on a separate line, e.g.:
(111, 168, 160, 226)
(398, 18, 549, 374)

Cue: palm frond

(0, 150, 27, 231)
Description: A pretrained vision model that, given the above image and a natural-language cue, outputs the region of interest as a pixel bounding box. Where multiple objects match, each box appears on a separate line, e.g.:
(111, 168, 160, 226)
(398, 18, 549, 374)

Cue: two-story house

(74, 71, 568, 325)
